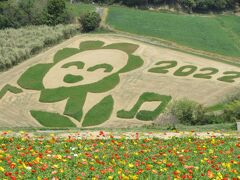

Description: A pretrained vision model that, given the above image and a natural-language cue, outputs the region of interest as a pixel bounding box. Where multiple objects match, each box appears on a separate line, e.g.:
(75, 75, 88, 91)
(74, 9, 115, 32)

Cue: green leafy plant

(168, 99, 206, 125)
(223, 100, 240, 122)
(80, 12, 101, 32)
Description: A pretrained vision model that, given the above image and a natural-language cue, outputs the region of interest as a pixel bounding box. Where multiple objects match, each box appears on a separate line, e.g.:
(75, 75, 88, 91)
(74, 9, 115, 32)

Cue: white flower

(26, 166, 32, 170)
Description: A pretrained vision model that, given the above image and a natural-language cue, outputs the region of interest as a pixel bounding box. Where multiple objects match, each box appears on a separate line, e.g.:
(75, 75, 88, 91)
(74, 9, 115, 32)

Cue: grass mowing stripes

(0, 84, 23, 99)
(30, 110, 76, 127)
(117, 92, 172, 121)
(82, 95, 114, 127)
(107, 6, 240, 57)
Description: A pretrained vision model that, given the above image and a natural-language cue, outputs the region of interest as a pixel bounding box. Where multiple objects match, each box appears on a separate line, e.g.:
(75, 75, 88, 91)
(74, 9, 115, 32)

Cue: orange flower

(166, 163, 173, 167)
(207, 170, 214, 179)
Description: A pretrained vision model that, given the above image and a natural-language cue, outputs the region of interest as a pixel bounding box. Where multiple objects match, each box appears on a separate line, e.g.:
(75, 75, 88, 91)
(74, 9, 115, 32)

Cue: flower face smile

(43, 49, 128, 89)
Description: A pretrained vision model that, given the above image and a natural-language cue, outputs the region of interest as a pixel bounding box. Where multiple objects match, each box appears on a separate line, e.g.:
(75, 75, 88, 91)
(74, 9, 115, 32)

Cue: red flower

(10, 163, 15, 169)
(99, 131, 105, 136)
(10, 176, 16, 180)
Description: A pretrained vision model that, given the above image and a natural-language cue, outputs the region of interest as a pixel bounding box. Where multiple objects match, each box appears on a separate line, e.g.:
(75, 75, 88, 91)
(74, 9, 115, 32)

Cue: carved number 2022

(148, 60, 240, 83)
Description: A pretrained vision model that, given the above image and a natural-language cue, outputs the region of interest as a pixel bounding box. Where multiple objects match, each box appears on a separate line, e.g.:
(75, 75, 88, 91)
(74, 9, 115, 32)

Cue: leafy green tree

(80, 12, 101, 32)
(180, 0, 196, 12)
(46, 0, 67, 25)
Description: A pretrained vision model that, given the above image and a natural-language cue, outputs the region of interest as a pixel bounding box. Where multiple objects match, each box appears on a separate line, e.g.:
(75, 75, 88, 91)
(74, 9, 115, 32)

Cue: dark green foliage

(0, 84, 23, 99)
(30, 110, 76, 127)
(180, 0, 196, 12)
(223, 100, 240, 122)
(117, 92, 172, 121)
(73, 0, 238, 12)
(80, 12, 101, 32)
(82, 95, 114, 127)
(46, 0, 71, 26)
(0, 0, 37, 28)
(0, 0, 72, 29)
(168, 99, 206, 125)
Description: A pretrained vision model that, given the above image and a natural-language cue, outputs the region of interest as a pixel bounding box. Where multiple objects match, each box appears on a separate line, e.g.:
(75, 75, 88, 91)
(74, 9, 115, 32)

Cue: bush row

(161, 98, 240, 126)
(0, 24, 78, 71)
(75, 0, 239, 12)
(0, 0, 73, 29)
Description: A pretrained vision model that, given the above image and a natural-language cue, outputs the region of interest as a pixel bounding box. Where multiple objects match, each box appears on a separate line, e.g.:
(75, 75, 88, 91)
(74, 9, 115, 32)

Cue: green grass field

(66, 2, 96, 17)
(107, 6, 240, 57)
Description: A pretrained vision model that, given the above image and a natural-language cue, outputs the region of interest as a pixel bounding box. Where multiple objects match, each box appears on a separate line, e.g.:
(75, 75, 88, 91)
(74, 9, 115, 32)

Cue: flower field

(0, 131, 239, 180)
(0, 25, 78, 71)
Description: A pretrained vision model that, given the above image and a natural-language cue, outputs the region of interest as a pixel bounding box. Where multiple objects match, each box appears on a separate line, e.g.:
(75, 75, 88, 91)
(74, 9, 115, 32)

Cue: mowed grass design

(107, 6, 240, 57)
(117, 92, 172, 121)
(0, 84, 23, 99)
(30, 110, 76, 127)
(82, 95, 114, 127)
(17, 41, 144, 127)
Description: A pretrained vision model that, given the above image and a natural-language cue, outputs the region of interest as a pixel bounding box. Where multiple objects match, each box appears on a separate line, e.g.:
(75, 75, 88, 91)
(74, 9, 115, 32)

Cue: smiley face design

(17, 41, 144, 127)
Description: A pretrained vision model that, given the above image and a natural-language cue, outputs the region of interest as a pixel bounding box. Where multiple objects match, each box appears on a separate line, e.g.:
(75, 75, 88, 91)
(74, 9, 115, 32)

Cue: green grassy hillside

(107, 6, 240, 57)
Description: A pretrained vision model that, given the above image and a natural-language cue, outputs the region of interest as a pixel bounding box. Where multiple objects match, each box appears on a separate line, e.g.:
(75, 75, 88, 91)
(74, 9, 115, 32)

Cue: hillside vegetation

(0, 25, 78, 71)
(73, 0, 239, 13)
(107, 6, 240, 57)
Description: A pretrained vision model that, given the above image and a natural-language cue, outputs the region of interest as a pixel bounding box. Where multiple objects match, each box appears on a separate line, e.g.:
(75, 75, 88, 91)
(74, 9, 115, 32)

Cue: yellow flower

(53, 164, 59, 169)
(209, 149, 214, 154)
(131, 175, 138, 180)
(35, 157, 40, 163)
(226, 163, 231, 169)
(0, 166, 5, 172)
(37, 177, 41, 180)
(128, 163, 134, 168)
(108, 176, 113, 180)
(217, 172, 223, 179)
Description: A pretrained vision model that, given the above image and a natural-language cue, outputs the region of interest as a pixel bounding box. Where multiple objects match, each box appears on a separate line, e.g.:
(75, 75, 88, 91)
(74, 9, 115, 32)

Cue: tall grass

(0, 24, 79, 71)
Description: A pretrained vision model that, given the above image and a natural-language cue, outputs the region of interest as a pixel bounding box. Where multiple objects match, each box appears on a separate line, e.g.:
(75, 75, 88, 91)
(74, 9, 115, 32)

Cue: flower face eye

(63, 74, 83, 83)
(87, 63, 113, 73)
(62, 61, 85, 69)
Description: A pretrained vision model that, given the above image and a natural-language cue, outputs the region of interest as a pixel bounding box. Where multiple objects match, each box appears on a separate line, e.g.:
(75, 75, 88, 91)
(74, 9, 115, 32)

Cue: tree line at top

(0, 0, 73, 29)
(76, 0, 239, 13)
